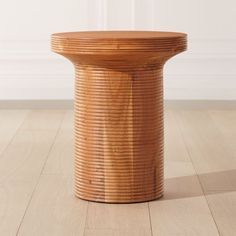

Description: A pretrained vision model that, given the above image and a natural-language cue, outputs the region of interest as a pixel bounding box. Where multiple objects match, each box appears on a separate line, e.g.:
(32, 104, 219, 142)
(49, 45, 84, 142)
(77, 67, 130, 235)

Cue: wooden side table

(51, 31, 187, 203)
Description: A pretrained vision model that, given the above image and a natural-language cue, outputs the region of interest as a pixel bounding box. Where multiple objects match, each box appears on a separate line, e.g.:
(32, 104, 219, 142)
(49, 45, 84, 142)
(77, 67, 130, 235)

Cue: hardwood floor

(0, 109, 235, 236)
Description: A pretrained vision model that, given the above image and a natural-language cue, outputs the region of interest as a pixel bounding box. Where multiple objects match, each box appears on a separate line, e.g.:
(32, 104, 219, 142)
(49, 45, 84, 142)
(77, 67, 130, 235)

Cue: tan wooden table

(51, 31, 187, 203)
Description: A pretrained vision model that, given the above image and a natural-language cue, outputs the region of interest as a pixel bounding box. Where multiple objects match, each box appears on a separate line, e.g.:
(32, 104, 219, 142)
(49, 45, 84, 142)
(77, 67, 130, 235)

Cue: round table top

(51, 31, 187, 55)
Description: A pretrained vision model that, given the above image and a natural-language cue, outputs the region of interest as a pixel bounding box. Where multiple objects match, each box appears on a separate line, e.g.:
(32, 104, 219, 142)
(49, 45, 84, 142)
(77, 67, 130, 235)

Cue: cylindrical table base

(74, 63, 164, 203)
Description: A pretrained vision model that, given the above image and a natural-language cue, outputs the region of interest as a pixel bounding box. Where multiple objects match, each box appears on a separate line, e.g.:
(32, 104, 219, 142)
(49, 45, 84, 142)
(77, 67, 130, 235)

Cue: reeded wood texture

(73, 63, 164, 203)
(51, 31, 187, 203)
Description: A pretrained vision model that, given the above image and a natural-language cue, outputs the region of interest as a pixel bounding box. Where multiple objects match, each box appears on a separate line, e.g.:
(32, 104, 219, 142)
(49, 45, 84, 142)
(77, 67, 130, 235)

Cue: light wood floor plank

(165, 110, 191, 163)
(150, 110, 219, 236)
(174, 110, 236, 174)
(0, 110, 29, 155)
(85, 202, 152, 236)
(205, 111, 236, 236)
(209, 110, 236, 159)
(17, 174, 87, 236)
(150, 196, 219, 236)
(206, 192, 236, 236)
(174, 110, 236, 193)
(17, 110, 88, 236)
(150, 165, 219, 236)
(0, 110, 65, 236)
(42, 110, 74, 177)
(19, 110, 65, 131)
(174, 110, 236, 235)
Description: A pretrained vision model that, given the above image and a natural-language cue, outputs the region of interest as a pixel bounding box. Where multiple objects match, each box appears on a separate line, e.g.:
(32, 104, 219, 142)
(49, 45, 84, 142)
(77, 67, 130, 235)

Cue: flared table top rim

(51, 30, 187, 40)
(51, 30, 187, 56)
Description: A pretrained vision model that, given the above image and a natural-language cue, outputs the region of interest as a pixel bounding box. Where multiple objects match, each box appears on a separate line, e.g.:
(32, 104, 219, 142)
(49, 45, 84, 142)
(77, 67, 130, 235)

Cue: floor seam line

(82, 201, 89, 236)
(148, 202, 154, 236)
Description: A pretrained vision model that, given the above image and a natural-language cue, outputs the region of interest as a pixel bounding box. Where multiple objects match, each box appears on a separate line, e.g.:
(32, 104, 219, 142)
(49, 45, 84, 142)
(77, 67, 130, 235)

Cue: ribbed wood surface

(51, 31, 187, 203)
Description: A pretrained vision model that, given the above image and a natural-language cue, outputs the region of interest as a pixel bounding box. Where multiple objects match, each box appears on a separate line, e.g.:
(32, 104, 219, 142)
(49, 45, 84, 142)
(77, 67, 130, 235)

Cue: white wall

(0, 0, 236, 100)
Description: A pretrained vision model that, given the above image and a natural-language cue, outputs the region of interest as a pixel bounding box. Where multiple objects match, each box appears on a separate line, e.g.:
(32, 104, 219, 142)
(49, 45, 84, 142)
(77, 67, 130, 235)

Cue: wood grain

(0, 110, 64, 235)
(149, 110, 219, 236)
(85, 202, 151, 236)
(0, 110, 29, 155)
(15, 111, 88, 236)
(51, 31, 187, 203)
(42, 111, 74, 177)
(175, 110, 236, 235)
(17, 175, 87, 236)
